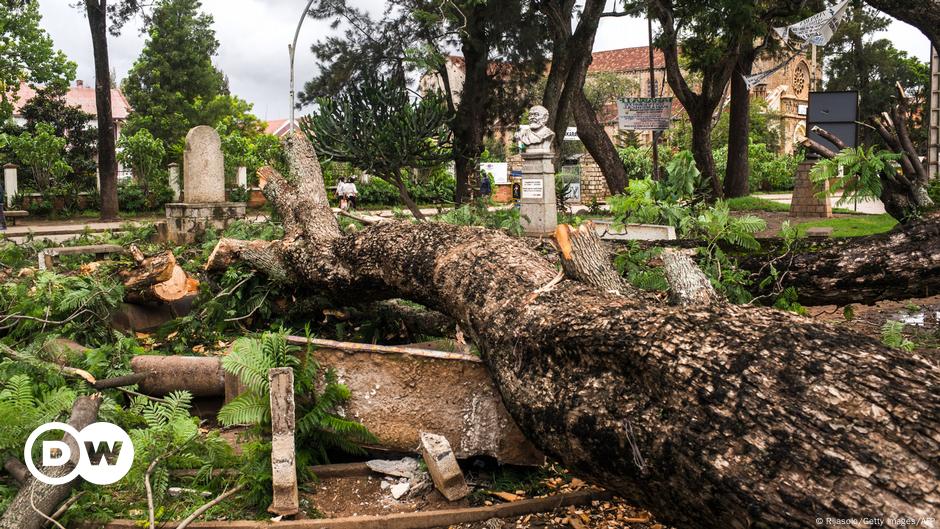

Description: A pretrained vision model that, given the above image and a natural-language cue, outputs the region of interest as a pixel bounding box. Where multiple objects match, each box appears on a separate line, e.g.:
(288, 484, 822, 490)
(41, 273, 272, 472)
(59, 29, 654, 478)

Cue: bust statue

(514, 105, 555, 152)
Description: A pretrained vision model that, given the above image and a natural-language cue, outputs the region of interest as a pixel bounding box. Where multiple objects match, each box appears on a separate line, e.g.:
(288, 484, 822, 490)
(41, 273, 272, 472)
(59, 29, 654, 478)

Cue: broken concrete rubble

(419, 432, 470, 502)
(131, 339, 544, 465)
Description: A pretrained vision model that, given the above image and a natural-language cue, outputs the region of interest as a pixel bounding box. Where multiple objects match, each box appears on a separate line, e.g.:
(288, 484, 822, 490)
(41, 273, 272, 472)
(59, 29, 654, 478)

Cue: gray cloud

(37, 1, 931, 123)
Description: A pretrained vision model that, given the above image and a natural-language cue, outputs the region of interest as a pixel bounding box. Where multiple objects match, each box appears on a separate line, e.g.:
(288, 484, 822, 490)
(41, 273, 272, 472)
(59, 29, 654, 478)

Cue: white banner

(774, 0, 850, 46)
(564, 127, 579, 141)
(480, 162, 508, 185)
(744, 44, 809, 91)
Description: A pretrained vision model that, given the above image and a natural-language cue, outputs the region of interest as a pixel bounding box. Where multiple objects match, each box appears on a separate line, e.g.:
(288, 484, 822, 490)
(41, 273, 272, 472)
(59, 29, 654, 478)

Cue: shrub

(618, 146, 652, 180)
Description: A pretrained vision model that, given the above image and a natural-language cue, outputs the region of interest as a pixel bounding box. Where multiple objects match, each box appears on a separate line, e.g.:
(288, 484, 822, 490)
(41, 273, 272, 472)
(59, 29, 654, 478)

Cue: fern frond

(217, 391, 269, 427)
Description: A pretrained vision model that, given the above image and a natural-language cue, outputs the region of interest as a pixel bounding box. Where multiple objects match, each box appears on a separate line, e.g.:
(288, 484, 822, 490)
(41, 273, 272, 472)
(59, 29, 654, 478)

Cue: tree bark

(85, 0, 119, 221)
(747, 212, 940, 306)
(691, 116, 721, 198)
(540, 0, 628, 195)
(0, 395, 102, 529)
(723, 50, 756, 198)
(554, 222, 632, 296)
(660, 248, 721, 306)
(451, 5, 490, 205)
(210, 137, 940, 529)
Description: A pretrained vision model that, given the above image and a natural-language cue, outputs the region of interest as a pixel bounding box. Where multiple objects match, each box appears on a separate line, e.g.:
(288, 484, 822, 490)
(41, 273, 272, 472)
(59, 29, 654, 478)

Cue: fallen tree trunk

(122, 248, 199, 305)
(208, 135, 940, 529)
(743, 213, 940, 306)
(0, 395, 102, 529)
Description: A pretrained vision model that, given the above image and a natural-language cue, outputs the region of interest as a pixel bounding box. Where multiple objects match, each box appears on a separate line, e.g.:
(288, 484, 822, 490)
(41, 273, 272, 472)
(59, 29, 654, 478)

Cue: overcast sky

(37, 1, 933, 123)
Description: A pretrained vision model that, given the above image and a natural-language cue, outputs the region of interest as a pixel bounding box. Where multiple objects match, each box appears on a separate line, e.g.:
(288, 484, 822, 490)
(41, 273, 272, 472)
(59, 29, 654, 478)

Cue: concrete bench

(3, 210, 28, 225)
(37, 244, 126, 271)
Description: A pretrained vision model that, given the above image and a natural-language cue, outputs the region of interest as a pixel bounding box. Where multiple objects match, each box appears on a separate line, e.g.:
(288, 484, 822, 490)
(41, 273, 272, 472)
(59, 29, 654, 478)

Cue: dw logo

(24, 422, 135, 485)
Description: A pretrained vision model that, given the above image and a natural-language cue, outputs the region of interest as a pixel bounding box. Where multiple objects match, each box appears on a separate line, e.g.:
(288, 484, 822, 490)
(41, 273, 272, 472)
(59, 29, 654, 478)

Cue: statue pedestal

(165, 202, 246, 244)
(519, 150, 557, 236)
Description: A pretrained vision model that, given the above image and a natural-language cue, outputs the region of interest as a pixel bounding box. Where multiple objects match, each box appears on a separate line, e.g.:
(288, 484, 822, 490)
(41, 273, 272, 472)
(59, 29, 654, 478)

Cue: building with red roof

(264, 119, 296, 138)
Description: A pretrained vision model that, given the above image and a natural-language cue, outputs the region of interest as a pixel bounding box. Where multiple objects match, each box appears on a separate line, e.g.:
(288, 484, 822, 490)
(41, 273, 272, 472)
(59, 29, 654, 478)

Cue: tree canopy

(825, 1, 930, 148)
(121, 0, 227, 161)
(0, 0, 76, 121)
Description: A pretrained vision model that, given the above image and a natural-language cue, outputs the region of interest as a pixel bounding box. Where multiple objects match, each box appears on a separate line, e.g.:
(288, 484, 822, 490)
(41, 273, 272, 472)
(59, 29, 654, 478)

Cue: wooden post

(268, 367, 299, 516)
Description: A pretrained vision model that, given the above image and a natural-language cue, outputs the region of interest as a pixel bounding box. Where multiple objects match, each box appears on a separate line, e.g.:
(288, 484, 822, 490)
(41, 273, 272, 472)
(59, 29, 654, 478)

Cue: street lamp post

(289, 0, 317, 134)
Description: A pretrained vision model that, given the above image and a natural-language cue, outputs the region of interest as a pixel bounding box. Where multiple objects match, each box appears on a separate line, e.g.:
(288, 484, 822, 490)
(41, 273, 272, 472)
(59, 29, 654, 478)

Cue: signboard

(616, 98, 673, 131)
(521, 179, 543, 199)
(480, 162, 509, 185)
(807, 91, 859, 155)
(564, 127, 579, 141)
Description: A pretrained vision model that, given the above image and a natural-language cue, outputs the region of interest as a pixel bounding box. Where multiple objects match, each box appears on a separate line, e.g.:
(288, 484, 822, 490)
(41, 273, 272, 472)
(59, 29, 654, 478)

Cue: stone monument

(165, 126, 246, 243)
(514, 105, 557, 235)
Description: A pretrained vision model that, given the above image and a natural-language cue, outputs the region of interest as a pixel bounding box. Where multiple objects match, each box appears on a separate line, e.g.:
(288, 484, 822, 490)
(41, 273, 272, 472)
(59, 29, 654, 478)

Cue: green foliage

(117, 179, 174, 212)
(302, 69, 452, 216)
(584, 72, 639, 112)
(714, 141, 800, 192)
(218, 330, 375, 460)
(618, 146, 653, 180)
(122, 0, 227, 162)
(613, 243, 668, 292)
(0, 270, 124, 344)
(0, 0, 76, 121)
(2, 122, 72, 193)
(810, 146, 900, 207)
(120, 390, 235, 516)
(118, 129, 167, 197)
(17, 84, 98, 188)
(436, 202, 526, 236)
(0, 373, 77, 459)
(825, 3, 930, 147)
(881, 321, 915, 352)
(772, 286, 807, 316)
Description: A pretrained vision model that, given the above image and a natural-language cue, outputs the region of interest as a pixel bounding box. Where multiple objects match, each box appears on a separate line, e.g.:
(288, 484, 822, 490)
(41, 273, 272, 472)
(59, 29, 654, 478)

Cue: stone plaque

(521, 179, 543, 199)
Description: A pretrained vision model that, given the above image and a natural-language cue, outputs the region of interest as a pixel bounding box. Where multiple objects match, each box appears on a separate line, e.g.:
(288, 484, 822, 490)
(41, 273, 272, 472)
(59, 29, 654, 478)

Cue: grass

(795, 213, 897, 238)
(725, 196, 790, 212)
(726, 195, 870, 215)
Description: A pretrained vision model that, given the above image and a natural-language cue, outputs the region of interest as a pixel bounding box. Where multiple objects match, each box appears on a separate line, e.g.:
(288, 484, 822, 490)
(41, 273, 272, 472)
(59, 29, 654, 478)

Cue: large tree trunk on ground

(746, 213, 940, 306)
(209, 135, 940, 529)
(0, 395, 102, 529)
(85, 0, 118, 221)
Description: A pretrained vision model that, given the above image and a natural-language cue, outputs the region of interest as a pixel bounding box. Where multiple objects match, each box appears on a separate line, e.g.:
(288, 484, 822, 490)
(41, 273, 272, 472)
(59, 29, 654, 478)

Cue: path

(759, 192, 886, 214)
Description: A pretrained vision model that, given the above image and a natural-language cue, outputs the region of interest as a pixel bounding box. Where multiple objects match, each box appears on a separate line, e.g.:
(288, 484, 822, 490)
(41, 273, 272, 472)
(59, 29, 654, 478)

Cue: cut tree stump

(268, 367, 299, 516)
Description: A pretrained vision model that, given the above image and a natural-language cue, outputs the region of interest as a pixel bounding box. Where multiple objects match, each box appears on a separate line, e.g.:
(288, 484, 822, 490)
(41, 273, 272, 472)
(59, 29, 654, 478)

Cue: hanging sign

(743, 44, 809, 91)
(564, 127, 579, 141)
(616, 98, 673, 131)
(774, 0, 850, 46)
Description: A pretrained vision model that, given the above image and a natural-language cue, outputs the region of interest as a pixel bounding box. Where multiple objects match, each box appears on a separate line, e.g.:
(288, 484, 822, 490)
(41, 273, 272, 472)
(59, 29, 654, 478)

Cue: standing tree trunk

(85, 0, 119, 221)
(450, 5, 490, 205)
(723, 49, 757, 198)
(210, 136, 939, 529)
(690, 112, 721, 198)
(539, 0, 628, 195)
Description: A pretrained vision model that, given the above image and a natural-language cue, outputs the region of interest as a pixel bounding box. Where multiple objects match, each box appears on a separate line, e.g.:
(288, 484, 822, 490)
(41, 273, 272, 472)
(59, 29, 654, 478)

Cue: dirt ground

(750, 211, 856, 238)
(303, 475, 466, 517)
(808, 294, 940, 362)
